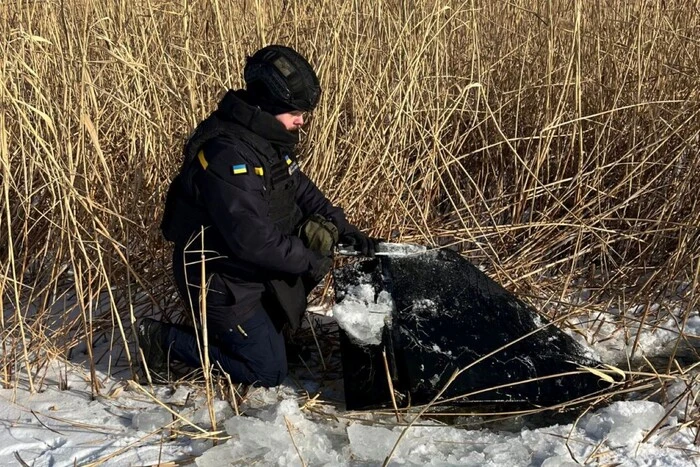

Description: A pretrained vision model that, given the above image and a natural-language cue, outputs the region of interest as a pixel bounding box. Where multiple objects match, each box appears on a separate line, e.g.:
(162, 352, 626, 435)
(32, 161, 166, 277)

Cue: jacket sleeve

(195, 142, 316, 275)
(295, 170, 356, 236)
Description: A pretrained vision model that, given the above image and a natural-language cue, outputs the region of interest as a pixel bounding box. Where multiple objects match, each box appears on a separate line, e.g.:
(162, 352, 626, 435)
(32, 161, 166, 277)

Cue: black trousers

(161, 306, 287, 387)
(166, 249, 287, 387)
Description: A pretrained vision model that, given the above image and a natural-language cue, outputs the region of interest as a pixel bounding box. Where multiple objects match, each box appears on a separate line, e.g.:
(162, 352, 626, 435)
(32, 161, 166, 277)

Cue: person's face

(275, 110, 306, 131)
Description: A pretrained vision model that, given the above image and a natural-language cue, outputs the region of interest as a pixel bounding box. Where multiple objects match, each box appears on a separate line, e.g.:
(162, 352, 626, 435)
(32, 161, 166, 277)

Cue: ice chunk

(168, 385, 192, 406)
(376, 242, 427, 257)
(483, 441, 529, 465)
(541, 456, 580, 467)
(332, 284, 394, 345)
(196, 399, 341, 466)
(347, 423, 399, 461)
(684, 314, 700, 336)
(132, 407, 172, 432)
(583, 401, 666, 447)
(191, 400, 234, 428)
(348, 422, 537, 465)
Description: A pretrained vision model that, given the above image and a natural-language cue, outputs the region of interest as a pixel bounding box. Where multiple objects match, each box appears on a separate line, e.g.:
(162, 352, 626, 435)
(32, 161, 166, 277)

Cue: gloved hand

(299, 214, 339, 256)
(309, 253, 333, 283)
(339, 228, 379, 257)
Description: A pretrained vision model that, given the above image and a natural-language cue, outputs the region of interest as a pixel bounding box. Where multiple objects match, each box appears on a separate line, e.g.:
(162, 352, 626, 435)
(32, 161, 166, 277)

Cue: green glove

(298, 214, 339, 256)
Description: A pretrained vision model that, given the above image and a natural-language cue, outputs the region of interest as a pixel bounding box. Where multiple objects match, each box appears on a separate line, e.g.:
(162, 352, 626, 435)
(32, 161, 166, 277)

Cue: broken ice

(332, 284, 394, 345)
(132, 407, 172, 432)
(195, 399, 342, 466)
(583, 401, 666, 447)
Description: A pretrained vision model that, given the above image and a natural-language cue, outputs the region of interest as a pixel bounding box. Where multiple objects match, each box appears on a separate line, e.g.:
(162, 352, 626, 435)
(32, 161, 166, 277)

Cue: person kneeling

(138, 45, 377, 387)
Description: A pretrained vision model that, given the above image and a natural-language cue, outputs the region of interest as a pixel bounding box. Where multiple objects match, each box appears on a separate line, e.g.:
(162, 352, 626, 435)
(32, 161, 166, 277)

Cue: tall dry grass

(1, 0, 698, 409)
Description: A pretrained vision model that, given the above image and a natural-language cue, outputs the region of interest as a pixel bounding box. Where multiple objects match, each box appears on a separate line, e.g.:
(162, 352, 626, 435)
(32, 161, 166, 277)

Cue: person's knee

(253, 357, 287, 387)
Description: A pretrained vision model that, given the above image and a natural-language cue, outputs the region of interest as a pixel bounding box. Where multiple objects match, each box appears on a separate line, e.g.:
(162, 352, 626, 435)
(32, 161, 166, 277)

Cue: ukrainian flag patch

(232, 164, 247, 175)
(285, 155, 292, 166)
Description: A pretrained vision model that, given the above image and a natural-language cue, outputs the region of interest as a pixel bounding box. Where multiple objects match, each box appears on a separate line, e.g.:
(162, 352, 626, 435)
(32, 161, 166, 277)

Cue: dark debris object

(333, 249, 609, 411)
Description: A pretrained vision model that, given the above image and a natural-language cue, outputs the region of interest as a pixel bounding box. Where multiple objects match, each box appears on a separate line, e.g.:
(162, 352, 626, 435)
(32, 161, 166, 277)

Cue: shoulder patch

(232, 164, 248, 175)
(288, 161, 299, 175)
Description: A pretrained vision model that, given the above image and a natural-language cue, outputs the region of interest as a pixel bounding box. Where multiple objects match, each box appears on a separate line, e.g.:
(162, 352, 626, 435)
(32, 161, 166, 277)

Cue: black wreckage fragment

(333, 249, 608, 411)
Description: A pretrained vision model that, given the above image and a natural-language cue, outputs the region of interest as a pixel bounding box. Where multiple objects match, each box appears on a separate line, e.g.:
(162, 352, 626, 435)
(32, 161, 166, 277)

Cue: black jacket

(162, 90, 354, 326)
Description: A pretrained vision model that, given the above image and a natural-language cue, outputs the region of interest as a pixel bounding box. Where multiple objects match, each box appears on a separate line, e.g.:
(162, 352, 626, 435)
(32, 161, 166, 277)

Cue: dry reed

(1, 0, 699, 433)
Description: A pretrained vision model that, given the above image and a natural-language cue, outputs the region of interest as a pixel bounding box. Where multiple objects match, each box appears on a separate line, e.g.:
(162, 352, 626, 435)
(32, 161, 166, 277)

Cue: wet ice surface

(332, 283, 394, 345)
(196, 398, 345, 466)
(376, 242, 428, 257)
(131, 407, 172, 432)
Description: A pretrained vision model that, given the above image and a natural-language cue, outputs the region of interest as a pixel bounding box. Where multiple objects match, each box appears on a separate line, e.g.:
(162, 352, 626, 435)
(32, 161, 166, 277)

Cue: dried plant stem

(382, 348, 401, 423)
(128, 381, 222, 436)
(383, 368, 464, 466)
(199, 227, 217, 436)
(218, 363, 240, 417)
(306, 314, 326, 371)
(284, 416, 307, 467)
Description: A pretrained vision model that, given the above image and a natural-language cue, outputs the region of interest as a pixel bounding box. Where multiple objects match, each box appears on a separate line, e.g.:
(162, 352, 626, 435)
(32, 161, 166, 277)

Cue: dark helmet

(244, 45, 321, 113)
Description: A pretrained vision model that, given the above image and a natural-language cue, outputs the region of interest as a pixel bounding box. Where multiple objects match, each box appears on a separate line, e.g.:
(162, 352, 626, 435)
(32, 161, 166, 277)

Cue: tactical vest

(161, 113, 303, 244)
(162, 112, 310, 330)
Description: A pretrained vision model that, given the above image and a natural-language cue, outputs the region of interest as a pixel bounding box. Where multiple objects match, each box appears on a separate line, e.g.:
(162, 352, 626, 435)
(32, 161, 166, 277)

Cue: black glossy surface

(334, 249, 607, 411)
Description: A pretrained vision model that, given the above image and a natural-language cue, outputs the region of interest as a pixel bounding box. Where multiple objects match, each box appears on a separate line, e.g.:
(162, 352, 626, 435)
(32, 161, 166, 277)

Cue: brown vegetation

(1, 0, 698, 422)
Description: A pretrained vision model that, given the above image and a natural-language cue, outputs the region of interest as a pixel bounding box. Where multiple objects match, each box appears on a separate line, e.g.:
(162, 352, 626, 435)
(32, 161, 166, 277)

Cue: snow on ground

(2, 361, 699, 467)
(565, 294, 700, 366)
(196, 393, 700, 466)
(2, 261, 700, 466)
(0, 362, 200, 466)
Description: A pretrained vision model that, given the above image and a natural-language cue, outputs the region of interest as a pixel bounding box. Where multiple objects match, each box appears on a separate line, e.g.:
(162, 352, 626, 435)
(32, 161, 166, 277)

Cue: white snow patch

(583, 401, 666, 448)
(413, 298, 439, 316)
(2, 359, 700, 466)
(332, 284, 394, 345)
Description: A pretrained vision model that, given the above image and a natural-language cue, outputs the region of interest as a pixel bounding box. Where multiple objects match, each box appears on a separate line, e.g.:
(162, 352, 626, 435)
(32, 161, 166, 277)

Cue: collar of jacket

(215, 89, 299, 151)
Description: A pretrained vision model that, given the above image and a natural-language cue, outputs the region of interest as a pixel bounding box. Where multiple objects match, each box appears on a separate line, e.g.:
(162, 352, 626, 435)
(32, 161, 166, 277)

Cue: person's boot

(136, 318, 169, 382)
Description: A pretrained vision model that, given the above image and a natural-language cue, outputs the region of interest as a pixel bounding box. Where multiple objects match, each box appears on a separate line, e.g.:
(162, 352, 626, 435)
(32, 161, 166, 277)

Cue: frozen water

(169, 385, 192, 406)
(483, 441, 529, 465)
(583, 401, 666, 447)
(3, 361, 700, 466)
(195, 398, 343, 466)
(191, 400, 234, 428)
(131, 407, 172, 432)
(347, 422, 536, 465)
(685, 314, 700, 336)
(376, 242, 428, 257)
(346, 423, 400, 460)
(332, 284, 394, 345)
(541, 456, 580, 467)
